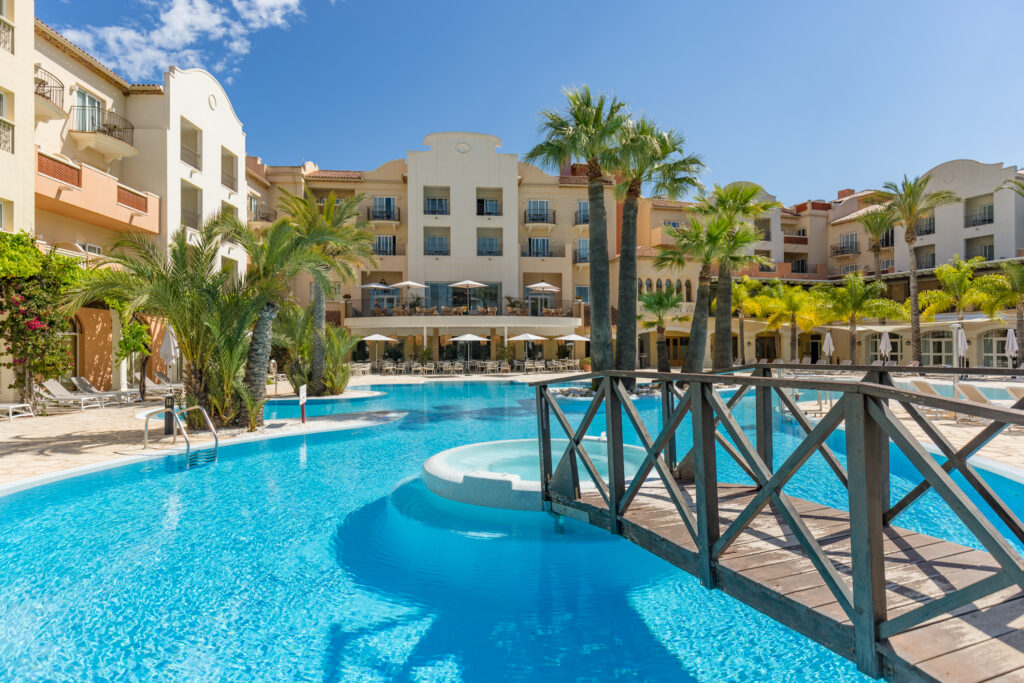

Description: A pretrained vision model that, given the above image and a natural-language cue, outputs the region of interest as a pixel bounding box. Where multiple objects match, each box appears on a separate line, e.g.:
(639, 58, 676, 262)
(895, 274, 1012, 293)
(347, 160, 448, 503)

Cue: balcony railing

(521, 243, 566, 258)
(180, 144, 201, 169)
(783, 234, 808, 245)
(424, 199, 449, 215)
(759, 263, 777, 273)
(477, 200, 502, 216)
(830, 242, 859, 256)
(477, 239, 502, 256)
(116, 185, 149, 213)
(221, 170, 237, 191)
(967, 246, 995, 261)
(368, 206, 400, 221)
(351, 297, 578, 318)
(424, 239, 450, 256)
(0, 16, 13, 55)
(38, 152, 81, 186)
(574, 248, 590, 263)
(575, 210, 590, 225)
(524, 209, 555, 224)
(0, 117, 13, 154)
(965, 206, 995, 227)
(874, 231, 895, 248)
(916, 254, 936, 270)
(248, 206, 277, 222)
(373, 243, 406, 256)
(915, 216, 935, 235)
(34, 66, 64, 109)
(181, 209, 200, 230)
(70, 106, 134, 147)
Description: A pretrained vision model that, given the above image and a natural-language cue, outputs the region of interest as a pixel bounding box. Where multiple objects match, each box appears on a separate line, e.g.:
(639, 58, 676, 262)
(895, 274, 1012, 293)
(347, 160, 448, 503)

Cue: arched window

(637, 278, 643, 295)
(981, 330, 1012, 367)
(645, 279, 653, 292)
(655, 279, 663, 292)
(922, 331, 953, 366)
(685, 280, 693, 302)
(675, 279, 682, 294)
(868, 332, 902, 364)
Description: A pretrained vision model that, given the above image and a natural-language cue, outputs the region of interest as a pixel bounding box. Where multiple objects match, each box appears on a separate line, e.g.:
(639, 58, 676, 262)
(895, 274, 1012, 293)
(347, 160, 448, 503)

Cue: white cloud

(58, 0, 304, 81)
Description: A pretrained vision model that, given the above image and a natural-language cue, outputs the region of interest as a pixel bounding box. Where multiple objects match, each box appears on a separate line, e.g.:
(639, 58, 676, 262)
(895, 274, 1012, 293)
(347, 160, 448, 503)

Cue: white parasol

(526, 281, 560, 293)
(509, 332, 548, 360)
(362, 333, 398, 364)
(1006, 328, 1019, 367)
(879, 330, 891, 361)
(822, 331, 835, 363)
(159, 327, 179, 370)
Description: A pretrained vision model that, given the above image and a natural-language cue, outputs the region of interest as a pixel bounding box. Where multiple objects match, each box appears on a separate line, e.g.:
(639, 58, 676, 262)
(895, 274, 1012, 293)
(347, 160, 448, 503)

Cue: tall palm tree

(227, 217, 347, 426)
(918, 254, 986, 321)
(638, 289, 684, 372)
(655, 214, 766, 372)
(65, 218, 231, 413)
(611, 117, 703, 373)
(731, 276, 762, 365)
(692, 184, 780, 370)
(279, 189, 374, 396)
(525, 87, 628, 373)
(754, 283, 816, 363)
(811, 273, 906, 362)
(857, 205, 896, 283)
(975, 262, 1024, 366)
(877, 175, 960, 363)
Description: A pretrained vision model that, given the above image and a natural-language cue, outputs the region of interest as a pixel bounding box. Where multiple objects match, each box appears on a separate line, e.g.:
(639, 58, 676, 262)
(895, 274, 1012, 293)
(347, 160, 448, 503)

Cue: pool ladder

(144, 405, 220, 469)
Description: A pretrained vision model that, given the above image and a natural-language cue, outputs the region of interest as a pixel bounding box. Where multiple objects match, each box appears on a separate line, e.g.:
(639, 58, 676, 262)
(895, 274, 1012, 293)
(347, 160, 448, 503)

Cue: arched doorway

(867, 332, 902, 364)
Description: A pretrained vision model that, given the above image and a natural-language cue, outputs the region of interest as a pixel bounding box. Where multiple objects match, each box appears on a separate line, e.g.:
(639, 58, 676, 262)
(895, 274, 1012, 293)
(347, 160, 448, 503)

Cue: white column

(110, 309, 128, 390)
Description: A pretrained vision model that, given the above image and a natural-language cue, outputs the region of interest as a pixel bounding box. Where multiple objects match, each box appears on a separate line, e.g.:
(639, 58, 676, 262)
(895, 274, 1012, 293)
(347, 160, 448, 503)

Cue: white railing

(0, 117, 13, 153)
(0, 16, 13, 54)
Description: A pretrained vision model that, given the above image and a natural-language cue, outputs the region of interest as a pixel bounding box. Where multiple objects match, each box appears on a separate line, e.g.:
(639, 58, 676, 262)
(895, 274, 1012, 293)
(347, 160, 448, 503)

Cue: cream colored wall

(0, 0, 35, 235)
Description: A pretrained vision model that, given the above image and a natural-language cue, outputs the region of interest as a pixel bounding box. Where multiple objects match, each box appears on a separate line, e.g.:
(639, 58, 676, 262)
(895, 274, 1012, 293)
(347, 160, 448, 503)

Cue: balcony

(872, 231, 895, 249)
(965, 206, 995, 228)
(180, 145, 201, 170)
(424, 199, 449, 215)
(916, 255, 936, 270)
(34, 66, 66, 122)
(830, 242, 859, 257)
(373, 243, 406, 257)
(967, 246, 995, 261)
(575, 210, 590, 225)
(476, 239, 502, 257)
(221, 169, 237, 192)
(783, 235, 808, 245)
(69, 106, 137, 163)
(915, 216, 936, 236)
(424, 238, 450, 256)
(524, 209, 555, 224)
(521, 243, 566, 258)
(248, 205, 276, 223)
(35, 151, 159, 234)
(350, 297, 578, 318)
(574, 248, 590, 264)
(367, 206, 400, 222)
(0, 16, 12, 54)
(181, 208, 200, 230)
(0, 117, 11, 154)
(477, 200, 502, 216)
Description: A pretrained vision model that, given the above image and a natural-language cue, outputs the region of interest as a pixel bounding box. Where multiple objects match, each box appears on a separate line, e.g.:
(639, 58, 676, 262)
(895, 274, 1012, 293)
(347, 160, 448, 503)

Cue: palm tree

(525, 87, 628, 373)
(811, 273, 906, 362)
(754, 283, 816, 363)
(692, 184, 780, 370)
(655, 214, 766, 372)
(279, 189, 374, 396)
(611, 117, 703, 373)
(65, 218, 231, 413)
(206, 289, 260, 425)
(975, 262, 1024, 366)
(877, 175, 960, 363)
(638, 289, 684, 372)
(731, 276, 762, 365)
(857, 205, 896, 283)
(918, 254, 986, 321)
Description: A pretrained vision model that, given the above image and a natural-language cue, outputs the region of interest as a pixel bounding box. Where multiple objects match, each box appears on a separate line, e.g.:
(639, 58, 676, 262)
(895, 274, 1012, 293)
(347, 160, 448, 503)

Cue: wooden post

(755, 365, 774, 471)
(661, 380, 677, 471)
(605, 377, 625, 534)
(536, 386, 552, 508)
(691, 380, 720, 588)
(845, 392, 887, 678)
(874, 370, 891, 518)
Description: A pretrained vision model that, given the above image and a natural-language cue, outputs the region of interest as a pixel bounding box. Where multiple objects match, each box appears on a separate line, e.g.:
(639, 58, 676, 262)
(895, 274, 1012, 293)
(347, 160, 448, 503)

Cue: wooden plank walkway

(554, 478, 1024, 682)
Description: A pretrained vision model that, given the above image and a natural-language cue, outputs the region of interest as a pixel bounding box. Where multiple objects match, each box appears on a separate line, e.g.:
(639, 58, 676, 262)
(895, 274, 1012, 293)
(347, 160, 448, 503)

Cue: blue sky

(38, 0, 1024, 205)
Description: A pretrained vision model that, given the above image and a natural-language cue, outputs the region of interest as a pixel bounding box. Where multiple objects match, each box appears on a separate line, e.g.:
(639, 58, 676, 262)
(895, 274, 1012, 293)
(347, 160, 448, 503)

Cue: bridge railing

(533, 365, 1024, 678)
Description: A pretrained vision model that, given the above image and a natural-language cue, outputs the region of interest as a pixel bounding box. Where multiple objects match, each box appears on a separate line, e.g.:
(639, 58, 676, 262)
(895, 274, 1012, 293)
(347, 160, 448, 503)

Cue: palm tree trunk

(873, 245, 882, 284)
(683, 267, 712, 372)
(907, 237, 922, 364)
(614, 188, 641, 374)
(656, 325, 669, 372)
(738, 312, 746, 365)
(790, 313, 798, 362)
(713, 270, 733, 370)
(586, 164, 613, 373)
(310, 281, 326, 396)
(239, 301, 278, 427)
(849, 315, 856, 364)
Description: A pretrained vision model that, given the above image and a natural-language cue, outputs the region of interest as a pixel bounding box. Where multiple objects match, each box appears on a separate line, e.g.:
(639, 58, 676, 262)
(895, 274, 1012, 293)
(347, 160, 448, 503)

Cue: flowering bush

(0, 233, 81, 403)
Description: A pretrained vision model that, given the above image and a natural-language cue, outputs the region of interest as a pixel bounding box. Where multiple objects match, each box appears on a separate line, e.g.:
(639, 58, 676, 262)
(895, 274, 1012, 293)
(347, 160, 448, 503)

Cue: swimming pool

(1, 380, 1021, 680)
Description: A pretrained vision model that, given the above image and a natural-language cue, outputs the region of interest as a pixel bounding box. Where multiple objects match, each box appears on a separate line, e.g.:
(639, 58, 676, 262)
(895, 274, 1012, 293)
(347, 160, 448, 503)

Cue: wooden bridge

(533, 365, 1024, 681)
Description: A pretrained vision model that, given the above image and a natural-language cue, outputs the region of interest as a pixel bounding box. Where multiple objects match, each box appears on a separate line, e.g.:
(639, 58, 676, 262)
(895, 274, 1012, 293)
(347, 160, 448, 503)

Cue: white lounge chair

(909, 380, 957, 421)
(155, 371, 185, 390)
(36, 380, 105, 410)
(72, 376, 137, 405)
(0, 403, 33, 421)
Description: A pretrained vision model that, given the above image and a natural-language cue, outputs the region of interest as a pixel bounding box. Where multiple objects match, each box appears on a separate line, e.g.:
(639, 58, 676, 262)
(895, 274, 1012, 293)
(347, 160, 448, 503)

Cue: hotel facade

(2, 7, 1024, 400)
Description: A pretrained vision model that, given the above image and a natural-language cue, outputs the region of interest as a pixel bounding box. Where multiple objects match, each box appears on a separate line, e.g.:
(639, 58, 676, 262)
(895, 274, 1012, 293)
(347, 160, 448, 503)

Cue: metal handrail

(143, 405, 219, 464)
(178, 405, 220, 454)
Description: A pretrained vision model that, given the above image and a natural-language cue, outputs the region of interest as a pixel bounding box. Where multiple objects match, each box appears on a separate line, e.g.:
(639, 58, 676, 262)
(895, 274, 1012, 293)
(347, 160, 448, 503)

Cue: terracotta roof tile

(831, 204, 884, 226)
(651, 198, 695, 209)
(306, 170, 365, 180)
(559, 175, 613, 185)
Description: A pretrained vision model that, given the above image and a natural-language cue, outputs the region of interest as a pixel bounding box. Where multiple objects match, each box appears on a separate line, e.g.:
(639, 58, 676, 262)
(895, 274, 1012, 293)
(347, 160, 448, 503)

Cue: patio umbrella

(526, 281, 561, 292)
(1007, 328, 1019, 368)
(450, 280, 486, 310)
(879, 330, 891, 362)
(822, 331, 835, 364)
(451, 333, 488, 362)
(952, 324, 968, 398)
(556, 333, 589, 359)
(391, 280, 427, 309)
(362, 333, 398, 363)
(509, 333, 548, 360)
(160, 327, 179, 371)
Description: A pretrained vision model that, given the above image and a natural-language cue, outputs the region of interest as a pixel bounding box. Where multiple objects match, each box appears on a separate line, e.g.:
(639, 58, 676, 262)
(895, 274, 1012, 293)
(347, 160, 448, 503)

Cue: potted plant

(581, 357, 592, 371)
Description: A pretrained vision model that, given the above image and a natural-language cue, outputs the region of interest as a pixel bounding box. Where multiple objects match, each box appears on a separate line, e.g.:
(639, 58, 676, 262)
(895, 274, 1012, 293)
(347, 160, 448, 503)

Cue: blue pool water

(2, 381, 1023, 681)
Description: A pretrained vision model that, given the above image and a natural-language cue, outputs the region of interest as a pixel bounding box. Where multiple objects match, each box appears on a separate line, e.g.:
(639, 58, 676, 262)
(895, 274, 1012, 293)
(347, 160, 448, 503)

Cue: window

(796, 228, 807, 237)
(424, 196, 449, 215)
(374, 234, 396, 256)
(575, 286, 590, 303)
(477, 198, 500, 216)
(75, 89, 104, 132)
(840, 232, 858, 251)
(526, 237, 551, 257)
(675, 279, 682, 293)
(840, 264, 859, 275)
(576, 200, 589, 223)
(220, 147, 238, 190)
(656, 279, 663, 292)
(685, 280, 692, 301)
(637, 279, 643, 295)
(75, 241, 102, 256)
(982, 330, 1012, 368)
(791, 259, 807, 274)
(526, 199, 550, 222)
(575, 237, 589, 263)
(922, 331, 953, 366)
(372, 196, 397, 220)
(868, 333, 901, 364)
(0, 90, 11, 153)
(755, 218, 771, 240)
(645, 278, 653, 291)
(476, 227, 501, 256)
(664, 220, 680, 229)
(247, 194, 259, 217)
(0, 201, 4, 230)
(424, 227, 450, 256)
(881, 258, 894, 271)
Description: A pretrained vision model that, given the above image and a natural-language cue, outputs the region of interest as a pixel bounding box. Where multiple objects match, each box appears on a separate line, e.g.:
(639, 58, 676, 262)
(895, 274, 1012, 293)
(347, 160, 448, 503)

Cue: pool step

(186, 447, 218, 469)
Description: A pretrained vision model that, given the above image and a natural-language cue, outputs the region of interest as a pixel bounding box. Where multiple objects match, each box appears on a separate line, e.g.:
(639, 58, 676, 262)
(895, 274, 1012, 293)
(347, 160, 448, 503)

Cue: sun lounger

(155, 371, 185, 390)
(955, 383, 998, 424)
(36, 380, 105, 410)
(1008, 386, 1024, 402)
(840, 360, 852, 366)
(909, 380, 958, 420)
(72, 376, 137, 404)
(0, 403, 33, 421)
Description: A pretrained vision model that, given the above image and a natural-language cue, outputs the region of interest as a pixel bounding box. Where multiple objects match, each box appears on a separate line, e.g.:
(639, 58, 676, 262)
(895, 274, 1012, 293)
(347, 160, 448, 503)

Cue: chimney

(837, 188, 855, 200)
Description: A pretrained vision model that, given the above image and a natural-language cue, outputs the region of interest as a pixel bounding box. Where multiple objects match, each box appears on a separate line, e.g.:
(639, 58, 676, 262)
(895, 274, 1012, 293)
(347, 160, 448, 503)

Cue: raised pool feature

(423, 438, 648, 510)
